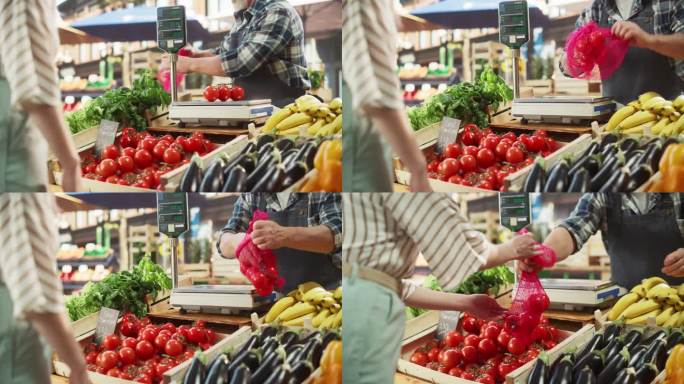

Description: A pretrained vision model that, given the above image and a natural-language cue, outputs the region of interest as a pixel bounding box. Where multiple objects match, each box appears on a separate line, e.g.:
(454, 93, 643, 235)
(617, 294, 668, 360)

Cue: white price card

(94, 307, 120, 343)
(437, 311, 461, 340)
(437, 117, 461, 154)
(95, 120, 120, 155)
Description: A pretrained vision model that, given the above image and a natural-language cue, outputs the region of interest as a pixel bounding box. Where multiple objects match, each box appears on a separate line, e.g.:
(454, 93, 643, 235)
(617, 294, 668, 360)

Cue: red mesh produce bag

(503, 230, 556, 344)
(565, 22, 629, 80)
(235, 210, 284, 296)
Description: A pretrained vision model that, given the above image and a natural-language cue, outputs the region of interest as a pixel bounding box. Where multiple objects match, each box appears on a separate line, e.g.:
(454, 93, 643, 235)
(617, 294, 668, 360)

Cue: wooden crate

(123, 50, 164, 88)
(523, 79, 554, 97)
(469, 211, 500, 242)
(178, 263, 211, 279)
(128, 224, 159, 259)
(554, 77, 602, 96)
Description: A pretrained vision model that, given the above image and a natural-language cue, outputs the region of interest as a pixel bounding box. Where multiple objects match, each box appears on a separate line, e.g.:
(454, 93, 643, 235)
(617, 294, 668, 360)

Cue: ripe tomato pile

(83, 313, 217, 383)
(80, 129, 216, 190)
(408, 313, 561, 384)
(203, 84, 245, 102)
(426, 125, 559, 191)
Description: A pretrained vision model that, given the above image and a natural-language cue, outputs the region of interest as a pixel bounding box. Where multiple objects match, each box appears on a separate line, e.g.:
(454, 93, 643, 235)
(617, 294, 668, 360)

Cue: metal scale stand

(498, 1, 615, 125)
(156, 193, 273, 315)
(156, 6, 273, 128)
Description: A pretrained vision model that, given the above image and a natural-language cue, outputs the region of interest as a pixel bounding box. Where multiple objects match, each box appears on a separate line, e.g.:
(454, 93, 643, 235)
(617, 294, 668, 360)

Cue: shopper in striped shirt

(0, 0, 83, 191)
(342, 193, 539, 384)
(342, 0, 431, 192)
(0, 194, 91, 383)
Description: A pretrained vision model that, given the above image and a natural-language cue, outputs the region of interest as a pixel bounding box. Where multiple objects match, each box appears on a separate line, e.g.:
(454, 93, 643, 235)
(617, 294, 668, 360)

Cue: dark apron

(603, 194, 684, 289)
(257, 197, 341, 293)
(598, 5, 684, 104)
(229, 34, 305, 108)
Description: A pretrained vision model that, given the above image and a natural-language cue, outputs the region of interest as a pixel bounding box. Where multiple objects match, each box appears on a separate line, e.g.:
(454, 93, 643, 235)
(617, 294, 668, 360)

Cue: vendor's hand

(611, 21, 653, 48)
(251, 220, 290, 250)
(501, 233, 540, 261)
(160, 54, 191, 74)
(461, 294, 506, 321)
(663, 248, 684, 277)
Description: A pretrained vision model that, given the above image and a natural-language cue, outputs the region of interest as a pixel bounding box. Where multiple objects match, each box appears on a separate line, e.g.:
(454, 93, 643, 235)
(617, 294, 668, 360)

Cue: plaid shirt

(220, 193, 342, 266)
(559, 193, 684, 252)
(573, 0, 684, 81)
(216, 0, 310, 89)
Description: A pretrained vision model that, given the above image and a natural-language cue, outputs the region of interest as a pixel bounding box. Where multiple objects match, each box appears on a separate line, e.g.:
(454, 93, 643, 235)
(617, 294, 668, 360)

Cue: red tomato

(496, 331, 511, 348)
(427, 347, 441, 362)
(507, 338, 526, 355)
(106, 367, 121, 378)
(448, 175, 463, 184)
(217, 84, 231, 101)
(476, 148, 496, 168)
(544, 137, 558, 152)
(135, 340, 155, 360)
(177, 325, 191, 339)
(464, 335, 481, 348)
(105, 175, 120, 184)
(186, 137, 202, 153)
(506, 147, 525, 164)
(188, 326, 206, 344)
(122, 147, 136, 158)
(199, 342, 212, 350)
(102, 145, 120, 160)
(534, 129, 548, 137)
(155, 357, 176, 377)
(439, 349, 463, 369)
(445, 331, 464, 348)
(154, 334, 170, 352)
(230, 86, 245, 101)
(438, 158, 460, 178)
(122, 337, 138, 349)
(141, 137, 158, 152)
(163, 147, 182, 164)
(96, 159, 118, 178)
(476, 373, 495, 384)
(502, 132, 517, 142)
(462, 316, 479, 333)
(152, 142, 169, 160)
(118, 347, 136, 365)
(134, 149, 153, 169)
(83, 162, 97, 174)
(478, 339, 497, 359)
(410, 351, 429, 366)
(498, 355, 519, 378)
(427, 159, 440, 173)
(203, 86, 218, 102)
(97, 351, 119, 370)
(102, 334, 121, 351)
(159, 134, 174, 144)
(165, 339, 184, 356)
(191, 132, 205, 140)
(159, 330, 172, 338)
(426, 361, 440, 371)
(543, 339, 557, 350)
(532, 325, 546, 342)
(161, 323, 176, 334)
(482, 325, 500, 341)
(495, 142, 510, 160)
(528, 135, 544, 152)
(526, 292, 550, 313)
(117, 155, 135, 173)
(85, 351, 98, 365)
(438, 364, 450, 374)
(449, 367, 463, 377)
(461, 346, 478, 364)
(120, 134, 135, 148)
(444, 143, 462, 159)
(460, 155, 477, 172)
(463, 145, 479, 157)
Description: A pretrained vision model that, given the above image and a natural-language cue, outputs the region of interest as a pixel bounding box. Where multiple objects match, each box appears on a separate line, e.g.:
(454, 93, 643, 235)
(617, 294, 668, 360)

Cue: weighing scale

(157, 193, 273, 315)
(540, 279, 624, 311)
(156, 6, 273, 128)
(499, 193, 530, 232)
(498, 1, 616, 125)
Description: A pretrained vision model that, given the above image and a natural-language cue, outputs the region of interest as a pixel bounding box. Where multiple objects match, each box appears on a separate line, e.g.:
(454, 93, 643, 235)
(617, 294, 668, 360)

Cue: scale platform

(170, 284, 275, 315)
(540, 278, 625, 311)
(168, 99, 273, 127)
(511, 96, 616, 124)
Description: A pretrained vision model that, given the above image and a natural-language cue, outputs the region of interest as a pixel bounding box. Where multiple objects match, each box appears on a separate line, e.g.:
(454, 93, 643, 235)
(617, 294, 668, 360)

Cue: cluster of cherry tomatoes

(80, 129, 216, 190)
(408, 313, 561, 384)
(203, 84, 245, 102)
(83, 313, 217, 383)
(426, 125, 559, 191)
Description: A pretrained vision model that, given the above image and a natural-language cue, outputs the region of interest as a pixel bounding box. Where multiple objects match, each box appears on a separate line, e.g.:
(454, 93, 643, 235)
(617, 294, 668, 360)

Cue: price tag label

(437, 117, 461, 154)
(95, 120, 120, 155)
(437, 311, 461, 340)
(248, 123, 258, 138)
(94, 307, 120, 343)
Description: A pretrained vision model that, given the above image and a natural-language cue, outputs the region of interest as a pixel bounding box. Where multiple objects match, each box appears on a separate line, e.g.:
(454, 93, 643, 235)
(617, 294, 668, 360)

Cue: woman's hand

(61, 160, 84, 192)
(461, 294, 506, 321)
(500, 233, 539, 261)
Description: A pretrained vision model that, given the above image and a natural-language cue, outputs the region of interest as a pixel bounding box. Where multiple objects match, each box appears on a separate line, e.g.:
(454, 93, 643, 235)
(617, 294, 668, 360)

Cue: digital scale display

(156, 6, 187, 54)
(499, 193, 530, 232)
(156, 193, 189, 237)
(498, 1, 530, 49)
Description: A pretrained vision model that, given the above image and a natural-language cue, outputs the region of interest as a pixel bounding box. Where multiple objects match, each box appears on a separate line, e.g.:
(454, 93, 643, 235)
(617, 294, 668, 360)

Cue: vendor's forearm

(544, 227, 576, 262)
(404, 286, 467, 311)
(647, 33, 684, 60)
(187, 55, 226, 77)
(219, 232, 244, 259)
(283, 225, 336, 254)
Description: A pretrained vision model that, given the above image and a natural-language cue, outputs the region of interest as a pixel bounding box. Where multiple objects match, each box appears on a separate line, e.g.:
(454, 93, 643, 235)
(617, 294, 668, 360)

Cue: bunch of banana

(605, 92, 684, 136)
(261, 95, 343, 137)
(608, 276, 684, 326)
(264, 281, 342, 329)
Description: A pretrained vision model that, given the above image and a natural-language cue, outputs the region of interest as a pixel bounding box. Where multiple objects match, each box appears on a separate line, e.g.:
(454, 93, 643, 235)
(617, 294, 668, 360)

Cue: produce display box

(395, 123, 592, 192)
(398, 311, 584, 384)
(51, 134, 249, 191)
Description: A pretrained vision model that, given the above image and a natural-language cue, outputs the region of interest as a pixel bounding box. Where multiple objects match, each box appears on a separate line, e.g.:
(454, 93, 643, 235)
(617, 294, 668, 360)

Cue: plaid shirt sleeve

(671, 1, 684, 81)
(558, 193, 607, 253)
(575, 2, 601, 28)
(316, 193, 343, 267)
(218, 7, 294, 78)
(222, 194, 254, 234)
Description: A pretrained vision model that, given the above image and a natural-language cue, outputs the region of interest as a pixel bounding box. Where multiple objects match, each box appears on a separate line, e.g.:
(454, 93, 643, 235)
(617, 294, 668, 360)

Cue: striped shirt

(0, 194, 63, 318)
(342, 0, 403, 112)
(0, 0, 61, 108)
(559, 193, 684, 252)
(343, 193, 489, 299)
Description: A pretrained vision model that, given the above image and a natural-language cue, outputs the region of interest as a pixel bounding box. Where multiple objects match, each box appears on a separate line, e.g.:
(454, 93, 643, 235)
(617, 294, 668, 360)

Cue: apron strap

(342, 263, 401, 295)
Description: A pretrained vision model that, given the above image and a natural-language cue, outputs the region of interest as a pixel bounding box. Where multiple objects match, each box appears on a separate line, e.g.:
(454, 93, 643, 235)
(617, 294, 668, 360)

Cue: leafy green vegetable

(65, 255, 171, 321)
(407, 67, 513, 130)
(66, 70, 171, 134)
(407, 266, 514, 318)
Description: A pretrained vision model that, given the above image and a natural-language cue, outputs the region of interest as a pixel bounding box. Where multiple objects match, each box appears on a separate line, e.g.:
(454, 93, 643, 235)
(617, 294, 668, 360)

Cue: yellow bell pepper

(301, 139, 342, 192)
(647, 143, 684, 192)
(665, 344, 684, 383)
(314, 340, 342, 384)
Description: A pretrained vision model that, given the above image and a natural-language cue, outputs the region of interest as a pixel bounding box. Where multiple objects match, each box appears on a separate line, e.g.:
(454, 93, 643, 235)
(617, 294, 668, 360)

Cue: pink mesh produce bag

(565, 22, 630, 80)
(235, 210, 284, 296)
(503, 230, 556, 345)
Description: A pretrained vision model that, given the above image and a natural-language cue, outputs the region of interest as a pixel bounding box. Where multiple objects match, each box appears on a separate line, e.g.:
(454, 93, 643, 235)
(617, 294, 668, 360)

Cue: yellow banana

(656, 306, 675, 326)
(298, 281, 322, 295)
(617, 111, 657, 130)
(331, 311, 342, 328)
(278, 125, 308, 136)
(277, 301, 317, 321)
(657, 105, 676, 116)
(622, 121, 653, 135)
(626, 308, 661, 325)
(646, 282, 674, 301)
(631, 284, 647, 297)
(333, 286, 342, 301)
(642, 96, 669, 111)
(262, 108, 294, 133)
(664, 311, 681, 327)
(674, 95, 684, 109)
(307, 119, 326, 136)
(622, 299, 660, 319)
(329, 98, 343, 110)
(651, 117, 671, 135)
(311, 309, 331, 327)
(283, 313, 314, 327)
(642, 277, 667, 290)
(295, 95, 321, 112)
(638, 91, 661, 105)
(302, 287, 328, 302)
(265, 296, 296, 323)
(608, 292, 640, 321)
(627, 100, 641, 109)
(275, 112, 314, 131)
(677, 284, 684, 298)
(329, 303, 341, 314)
(605, 105, 637, 131)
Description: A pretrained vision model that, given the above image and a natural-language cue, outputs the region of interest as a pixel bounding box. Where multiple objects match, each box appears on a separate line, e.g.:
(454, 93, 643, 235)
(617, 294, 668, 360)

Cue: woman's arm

(404, 287, 505, 320)
(26, 312, 91, 384)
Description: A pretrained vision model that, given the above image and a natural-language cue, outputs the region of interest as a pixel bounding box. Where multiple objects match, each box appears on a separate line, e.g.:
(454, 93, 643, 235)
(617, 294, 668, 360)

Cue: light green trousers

(342, 263, 405, 384)
(0, 282, 52, 383)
